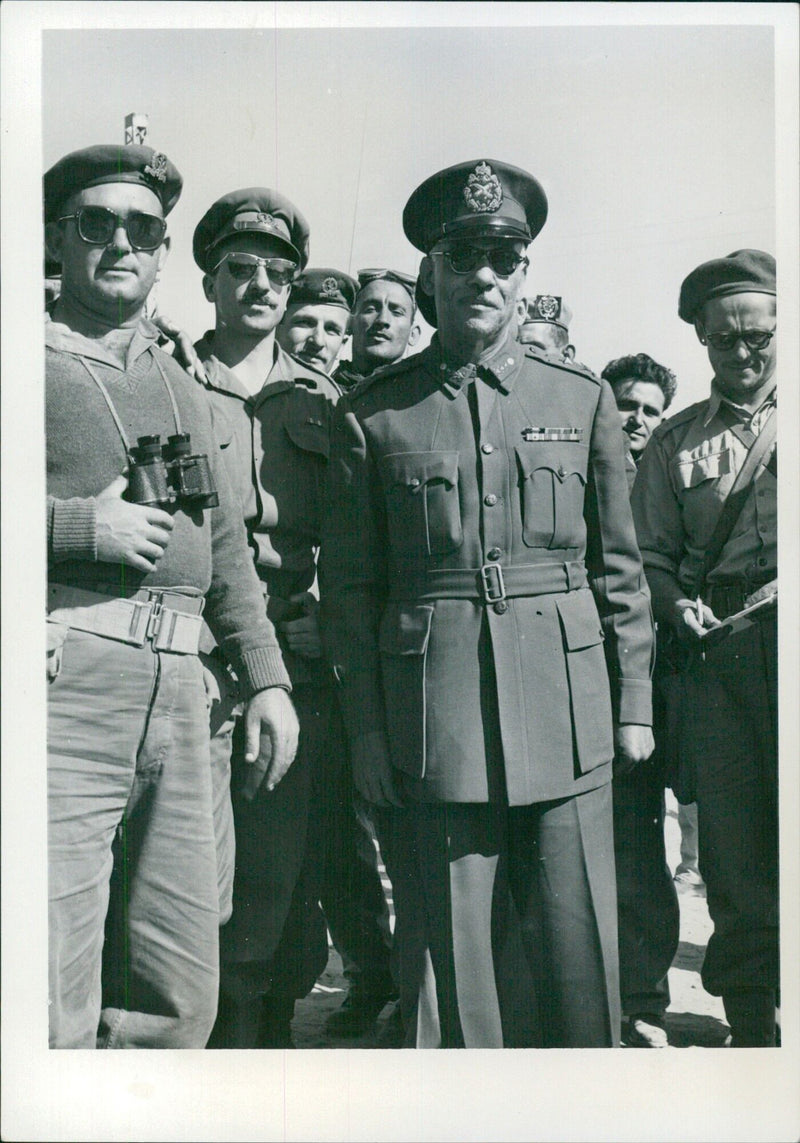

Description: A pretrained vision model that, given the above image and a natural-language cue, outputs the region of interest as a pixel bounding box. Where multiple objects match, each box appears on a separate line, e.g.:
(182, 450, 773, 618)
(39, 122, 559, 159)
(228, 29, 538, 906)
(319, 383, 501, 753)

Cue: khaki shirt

(631, 384, 776, 593)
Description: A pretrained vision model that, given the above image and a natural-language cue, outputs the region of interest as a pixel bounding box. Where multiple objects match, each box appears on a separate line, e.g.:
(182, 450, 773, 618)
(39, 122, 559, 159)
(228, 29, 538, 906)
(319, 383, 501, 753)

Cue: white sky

(3, 4, 800, 1142)
(42, 21, 775, 408)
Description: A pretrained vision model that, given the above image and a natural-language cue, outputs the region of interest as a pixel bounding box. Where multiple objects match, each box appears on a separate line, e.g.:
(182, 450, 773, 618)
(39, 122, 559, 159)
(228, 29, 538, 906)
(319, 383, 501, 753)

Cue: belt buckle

(146, 596, 164, 641)
(480, 563, 506, 604)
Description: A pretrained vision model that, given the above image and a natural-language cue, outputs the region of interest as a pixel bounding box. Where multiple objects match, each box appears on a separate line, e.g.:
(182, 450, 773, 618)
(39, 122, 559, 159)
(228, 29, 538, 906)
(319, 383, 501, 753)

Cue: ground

(289, 791, 731, 1050)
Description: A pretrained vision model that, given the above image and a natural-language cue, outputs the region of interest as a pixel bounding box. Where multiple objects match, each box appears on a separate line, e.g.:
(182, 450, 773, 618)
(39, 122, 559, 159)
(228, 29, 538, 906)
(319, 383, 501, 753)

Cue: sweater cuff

(617, 678, 652, 726)
(50, 497, 97, 560)
(237, 646, 292, 697)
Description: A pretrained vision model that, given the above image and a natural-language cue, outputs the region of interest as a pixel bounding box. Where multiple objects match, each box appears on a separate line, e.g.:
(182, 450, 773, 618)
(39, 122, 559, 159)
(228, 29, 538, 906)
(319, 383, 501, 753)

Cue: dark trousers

(613, 758, 679, 1017)
(383, 785, 620, 1048)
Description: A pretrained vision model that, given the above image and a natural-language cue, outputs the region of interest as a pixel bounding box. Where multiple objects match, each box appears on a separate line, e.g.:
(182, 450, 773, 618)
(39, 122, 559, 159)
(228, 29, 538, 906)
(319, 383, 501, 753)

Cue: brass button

(493, 601, 508, 615)
(481, 443, 494, 455)
(484, 493, 498, 507)
(487, 547, 502, 561)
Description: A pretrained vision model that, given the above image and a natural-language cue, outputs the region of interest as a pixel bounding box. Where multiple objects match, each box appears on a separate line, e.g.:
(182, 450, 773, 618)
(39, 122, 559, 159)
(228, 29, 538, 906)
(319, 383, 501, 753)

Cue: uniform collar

(428, 328, 523, 398)
(45, 312, 161, 370)
(194, 331, 336, 404)
(704, 380, 777, 426)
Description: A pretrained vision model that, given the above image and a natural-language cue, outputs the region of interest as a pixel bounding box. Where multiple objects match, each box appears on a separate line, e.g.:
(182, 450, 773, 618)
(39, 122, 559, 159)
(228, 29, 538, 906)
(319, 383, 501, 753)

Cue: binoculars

(127, 434, 219, 510)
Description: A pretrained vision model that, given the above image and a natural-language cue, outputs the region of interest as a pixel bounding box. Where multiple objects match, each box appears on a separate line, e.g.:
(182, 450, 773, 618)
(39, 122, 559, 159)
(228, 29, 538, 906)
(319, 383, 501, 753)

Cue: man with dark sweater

(44, 145, 298, 1049)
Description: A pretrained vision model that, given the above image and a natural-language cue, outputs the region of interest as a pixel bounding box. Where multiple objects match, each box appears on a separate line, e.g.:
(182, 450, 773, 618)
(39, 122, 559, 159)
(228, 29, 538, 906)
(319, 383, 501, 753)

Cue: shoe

(326, 989, 394, 1038)
(625, 1014, 669, 1048)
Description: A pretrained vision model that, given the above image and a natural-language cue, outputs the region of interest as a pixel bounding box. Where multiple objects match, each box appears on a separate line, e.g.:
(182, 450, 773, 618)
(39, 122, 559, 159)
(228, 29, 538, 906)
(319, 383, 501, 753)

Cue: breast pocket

(284, 413, 331, 461)
(516, 444, 587, 549)
(381, 451, 463, 558)
(674, 448, 732, 493)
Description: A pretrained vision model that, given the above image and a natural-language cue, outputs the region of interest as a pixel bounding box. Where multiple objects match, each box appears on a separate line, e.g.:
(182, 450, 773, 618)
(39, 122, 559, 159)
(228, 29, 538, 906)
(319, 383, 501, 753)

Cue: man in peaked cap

(276, 268, 357, 372)
(632, 249, 778, 1047)
(517, 293, 576, 360)
(322, 159, 655, 1048)
(335, 269, 420, 392)
(43, 147, 297, 1048)
(191, 190, 394, 1046)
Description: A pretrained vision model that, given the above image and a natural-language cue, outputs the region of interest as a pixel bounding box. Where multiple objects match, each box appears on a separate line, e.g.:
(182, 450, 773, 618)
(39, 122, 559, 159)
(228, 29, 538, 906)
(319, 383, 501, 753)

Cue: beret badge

(534, 295, 561, 321)
(143, 152, 169, 184)
(463, 161, 503, 214)
(321, 276, 339, 297)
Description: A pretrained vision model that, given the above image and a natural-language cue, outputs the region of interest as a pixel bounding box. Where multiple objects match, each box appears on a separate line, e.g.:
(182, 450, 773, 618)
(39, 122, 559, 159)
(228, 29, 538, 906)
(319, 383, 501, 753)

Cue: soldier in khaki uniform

(322, 159, 655, 1048)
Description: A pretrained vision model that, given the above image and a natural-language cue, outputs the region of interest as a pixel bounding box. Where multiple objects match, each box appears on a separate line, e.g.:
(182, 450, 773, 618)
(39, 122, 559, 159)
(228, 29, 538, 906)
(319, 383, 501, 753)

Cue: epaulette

(286, 351, 342, 397)
(347, 355, 417, 401)
(523, 345, 600, 384)
(651, 399, 706, 443)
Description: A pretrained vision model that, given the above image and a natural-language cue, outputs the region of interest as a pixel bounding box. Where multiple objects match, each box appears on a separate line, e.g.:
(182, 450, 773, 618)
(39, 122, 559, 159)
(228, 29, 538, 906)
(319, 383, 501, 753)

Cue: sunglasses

(211, 251, 297, 288)
(431, 245, 529, 277)
(357, 268, 417, 291)
(58, 206, 167, 251)
(703, 328, 776, 352)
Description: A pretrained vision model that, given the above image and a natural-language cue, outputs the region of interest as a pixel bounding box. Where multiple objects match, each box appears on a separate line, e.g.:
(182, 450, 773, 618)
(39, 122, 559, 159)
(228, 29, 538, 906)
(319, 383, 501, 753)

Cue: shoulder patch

(524, 346, 600, 384)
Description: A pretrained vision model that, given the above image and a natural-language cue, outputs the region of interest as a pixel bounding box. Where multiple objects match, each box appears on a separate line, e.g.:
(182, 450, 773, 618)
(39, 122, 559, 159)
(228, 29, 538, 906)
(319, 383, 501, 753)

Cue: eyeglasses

(703, 328, 776, 352)
(357, 268, 417, 291)
(431, 245, 529, 277)
(57, 206, 167, 251)
(211, 251, 297, 288)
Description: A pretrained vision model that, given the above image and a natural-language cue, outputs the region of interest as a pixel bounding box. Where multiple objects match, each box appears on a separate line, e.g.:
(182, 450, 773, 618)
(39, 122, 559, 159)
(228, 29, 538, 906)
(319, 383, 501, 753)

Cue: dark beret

(403, 159, 548, 253)
(193, 187, 310, 272)
(679, 249, 776, 323)
(44, 145, 182, 221)
(520, 294, 572, 330)
(288, 268, 358, 311)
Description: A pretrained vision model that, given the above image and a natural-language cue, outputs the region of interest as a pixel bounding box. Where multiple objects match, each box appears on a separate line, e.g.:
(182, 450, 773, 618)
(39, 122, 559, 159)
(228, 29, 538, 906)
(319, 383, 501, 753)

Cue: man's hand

(351, 730, 403, 808)
(95, 473, 174, 572)
(240, 687, 300, 801)
(674, 596, 721, 640)
(613, 723, 655, 777)
(153, 312, 207, 382)
(279, 592, 322, 659)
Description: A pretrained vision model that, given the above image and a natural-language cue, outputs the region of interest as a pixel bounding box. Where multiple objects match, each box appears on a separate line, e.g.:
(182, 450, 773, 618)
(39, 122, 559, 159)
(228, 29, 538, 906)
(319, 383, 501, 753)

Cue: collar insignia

(463, 161, 503, 214)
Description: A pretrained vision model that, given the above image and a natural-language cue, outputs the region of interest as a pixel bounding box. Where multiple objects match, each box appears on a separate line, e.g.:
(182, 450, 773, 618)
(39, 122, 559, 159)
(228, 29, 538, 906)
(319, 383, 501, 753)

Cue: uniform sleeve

(319, 398, 388, 741)
(630, 432, 685, 580)
(584, 378, 654, 725)
(47, 495, 97, 562)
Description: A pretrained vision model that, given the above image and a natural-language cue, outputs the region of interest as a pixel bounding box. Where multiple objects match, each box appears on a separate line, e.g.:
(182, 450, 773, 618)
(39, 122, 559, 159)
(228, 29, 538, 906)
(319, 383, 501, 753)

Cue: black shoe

(326, 989, 393, 1038)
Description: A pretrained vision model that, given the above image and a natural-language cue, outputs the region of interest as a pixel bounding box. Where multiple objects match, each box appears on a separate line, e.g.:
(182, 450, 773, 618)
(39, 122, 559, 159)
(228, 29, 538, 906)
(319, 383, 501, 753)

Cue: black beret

(288, 268, 358, 311)
(679, 249, 776, 323)
(403, 159, 548, 253)
(193, 187, 309, 272)
(44, 145, 182, 221)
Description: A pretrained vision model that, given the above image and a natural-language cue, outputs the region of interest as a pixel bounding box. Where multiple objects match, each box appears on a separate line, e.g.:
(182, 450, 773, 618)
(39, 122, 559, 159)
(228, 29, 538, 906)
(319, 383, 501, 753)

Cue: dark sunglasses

(357, 268, 417, 291)
(703, 328, 776, 352)
(211, 251, 297, 288)
(431, 245, 528, 277)
(58, 206, 167, 251)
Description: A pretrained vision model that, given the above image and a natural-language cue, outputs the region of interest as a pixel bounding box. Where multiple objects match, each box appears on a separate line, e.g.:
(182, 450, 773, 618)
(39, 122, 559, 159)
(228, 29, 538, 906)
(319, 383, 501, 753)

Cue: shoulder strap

(694, 406, 776, 594)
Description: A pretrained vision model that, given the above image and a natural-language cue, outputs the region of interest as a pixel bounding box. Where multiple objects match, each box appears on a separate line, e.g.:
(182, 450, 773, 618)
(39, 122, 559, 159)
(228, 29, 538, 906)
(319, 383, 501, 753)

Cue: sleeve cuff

(237, 646, 292, 697)
(640, 549, 678, 577)
(49, 497, 97, 560)
(617, 678, 653, 726)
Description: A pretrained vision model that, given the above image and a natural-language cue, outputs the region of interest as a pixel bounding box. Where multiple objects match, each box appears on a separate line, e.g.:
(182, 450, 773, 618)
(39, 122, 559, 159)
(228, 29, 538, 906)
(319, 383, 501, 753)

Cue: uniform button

(481, 443, 494, 454)
(409, 477, 421, 488)
(487, 547, 502, 561)
(506, 357, 514, 365)
(757, 556, 768, 566)
(557, 464, 567, 478)
(484, 493, 498, 506)
(493, 601, 508, 615)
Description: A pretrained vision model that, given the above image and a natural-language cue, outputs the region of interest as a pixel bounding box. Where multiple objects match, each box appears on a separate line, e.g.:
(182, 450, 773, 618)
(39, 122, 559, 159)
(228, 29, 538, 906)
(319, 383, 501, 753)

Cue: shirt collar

(704, 380, 777, 426)
(45, 313, 161, 370)
(194, 333, 327, 404)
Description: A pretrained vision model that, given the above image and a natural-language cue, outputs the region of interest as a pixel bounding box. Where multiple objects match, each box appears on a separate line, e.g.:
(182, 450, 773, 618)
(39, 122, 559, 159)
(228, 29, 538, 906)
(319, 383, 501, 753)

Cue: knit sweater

(45, 316, 290, 696)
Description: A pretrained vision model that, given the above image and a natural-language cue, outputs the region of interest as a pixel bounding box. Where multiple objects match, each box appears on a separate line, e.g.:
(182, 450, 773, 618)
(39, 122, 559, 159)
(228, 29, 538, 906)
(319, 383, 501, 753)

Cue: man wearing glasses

(43, 147, 297, 1048)
(631, 250, 778, 1047)
(322, 159, 655, 1047)
(334, 269, 420, 392)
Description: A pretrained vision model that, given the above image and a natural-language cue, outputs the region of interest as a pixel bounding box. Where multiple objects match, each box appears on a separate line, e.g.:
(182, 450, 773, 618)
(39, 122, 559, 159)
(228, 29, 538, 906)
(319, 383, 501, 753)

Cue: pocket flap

(379, 602, 434, 655)
(675, 448, 731, 489)
(381, 451, 459, 491)
(284, 414, 330, 458)
(556, 591, 604, 651)
(515, 444, 587, 483)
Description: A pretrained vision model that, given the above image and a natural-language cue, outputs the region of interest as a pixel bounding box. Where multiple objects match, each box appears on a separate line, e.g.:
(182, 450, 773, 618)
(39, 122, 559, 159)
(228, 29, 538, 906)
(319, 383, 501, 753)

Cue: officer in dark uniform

(322, 159, 655, 1047)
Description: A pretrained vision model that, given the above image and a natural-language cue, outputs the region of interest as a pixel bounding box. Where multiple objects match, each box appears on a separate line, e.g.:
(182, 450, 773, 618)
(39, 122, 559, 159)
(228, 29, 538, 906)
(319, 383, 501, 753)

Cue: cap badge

(255, 212, 275, 226)
(463, 161, 503, 214)
(143, 152, 169, 184)
(534, 295, 561, 321)
(321, 276, 339, 297)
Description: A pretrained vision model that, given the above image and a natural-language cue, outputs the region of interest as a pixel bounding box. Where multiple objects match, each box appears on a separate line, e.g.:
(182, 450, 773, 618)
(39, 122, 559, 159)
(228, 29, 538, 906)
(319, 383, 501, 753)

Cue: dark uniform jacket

(194, 333, 341, 687)
(322, 330, 654, 805)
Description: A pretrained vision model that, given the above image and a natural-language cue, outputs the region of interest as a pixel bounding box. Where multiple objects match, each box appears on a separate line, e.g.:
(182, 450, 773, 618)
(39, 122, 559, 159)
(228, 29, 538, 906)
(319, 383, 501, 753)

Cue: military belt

(389, 560, 587, 603)
(47, 582, 205, 655)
